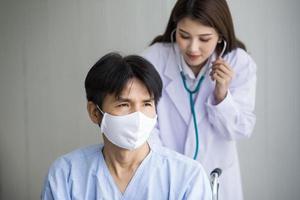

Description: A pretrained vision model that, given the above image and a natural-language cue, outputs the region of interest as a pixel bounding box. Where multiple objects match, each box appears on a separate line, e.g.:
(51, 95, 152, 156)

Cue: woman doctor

(142, 0, 256, 199)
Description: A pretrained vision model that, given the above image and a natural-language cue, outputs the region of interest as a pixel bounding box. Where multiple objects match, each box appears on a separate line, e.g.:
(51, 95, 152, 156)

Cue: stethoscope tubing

(171, 29, 227, 160)
(180, 72, 205, 160)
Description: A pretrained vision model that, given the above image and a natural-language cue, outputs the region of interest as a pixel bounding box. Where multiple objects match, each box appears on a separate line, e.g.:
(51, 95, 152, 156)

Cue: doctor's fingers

(210, 69, 232, 84)
(210, 65, 234, 79)
(213, 57, 227, 64)
(211, 74, 229, 86)
(211, 64, 234, 78)
(212, 59, 232, 71)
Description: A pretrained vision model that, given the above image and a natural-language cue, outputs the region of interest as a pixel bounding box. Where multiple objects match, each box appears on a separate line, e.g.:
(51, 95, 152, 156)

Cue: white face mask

(99, 109, 157, 150)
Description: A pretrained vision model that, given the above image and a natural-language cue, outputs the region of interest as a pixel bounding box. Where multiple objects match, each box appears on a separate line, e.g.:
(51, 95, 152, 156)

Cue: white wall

(230, 0, 300, 199)
(0, 0, 299, 199)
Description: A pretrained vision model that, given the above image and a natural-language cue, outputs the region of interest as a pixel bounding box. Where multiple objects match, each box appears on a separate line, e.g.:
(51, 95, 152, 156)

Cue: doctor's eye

(179, 34, 190, 40)
(199, 38, 211, 42)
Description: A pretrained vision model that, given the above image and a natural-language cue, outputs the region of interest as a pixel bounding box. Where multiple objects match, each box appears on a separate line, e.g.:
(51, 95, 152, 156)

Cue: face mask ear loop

(96, 105, 104, 115)
(96, 105, 104, 127)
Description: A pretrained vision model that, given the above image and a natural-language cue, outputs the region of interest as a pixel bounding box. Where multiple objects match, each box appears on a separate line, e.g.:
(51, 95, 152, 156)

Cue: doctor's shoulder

(226, 48, 257, 72)
(225, 48, 257, 82)
(141, 42, 173, 71)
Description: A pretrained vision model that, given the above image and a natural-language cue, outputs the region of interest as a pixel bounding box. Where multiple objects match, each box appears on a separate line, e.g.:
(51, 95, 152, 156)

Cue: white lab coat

(142, 42, 257, 200)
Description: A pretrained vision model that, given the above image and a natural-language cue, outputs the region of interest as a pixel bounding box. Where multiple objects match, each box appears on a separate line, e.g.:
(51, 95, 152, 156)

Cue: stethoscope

(171, 29, 227, 160)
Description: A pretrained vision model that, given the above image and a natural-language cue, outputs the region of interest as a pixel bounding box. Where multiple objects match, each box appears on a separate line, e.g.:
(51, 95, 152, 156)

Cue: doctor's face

(176, 17, 220, 71)
(101, 78, 156, 118)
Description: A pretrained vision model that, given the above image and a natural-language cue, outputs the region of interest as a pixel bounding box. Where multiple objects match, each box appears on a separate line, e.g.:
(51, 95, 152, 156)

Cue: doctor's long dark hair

(150, 0, 246, 55)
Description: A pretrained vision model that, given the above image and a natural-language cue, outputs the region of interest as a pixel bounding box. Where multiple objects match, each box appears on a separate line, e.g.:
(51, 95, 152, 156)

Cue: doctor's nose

(188, 40, 200, 53)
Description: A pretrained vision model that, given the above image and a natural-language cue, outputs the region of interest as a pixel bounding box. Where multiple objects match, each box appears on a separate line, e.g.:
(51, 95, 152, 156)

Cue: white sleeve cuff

(206, 91, 239, 123)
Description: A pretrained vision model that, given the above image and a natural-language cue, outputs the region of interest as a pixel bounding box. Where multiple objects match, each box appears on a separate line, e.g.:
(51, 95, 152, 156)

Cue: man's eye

(145, 102, 153, 107)
(117, 104, 129, 107)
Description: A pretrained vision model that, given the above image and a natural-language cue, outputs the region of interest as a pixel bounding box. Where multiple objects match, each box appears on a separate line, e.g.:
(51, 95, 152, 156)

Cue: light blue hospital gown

(41, 143, 212, 200)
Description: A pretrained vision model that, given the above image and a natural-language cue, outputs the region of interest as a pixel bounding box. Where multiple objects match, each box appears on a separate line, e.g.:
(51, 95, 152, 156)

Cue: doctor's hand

(210, 58, 235, 104)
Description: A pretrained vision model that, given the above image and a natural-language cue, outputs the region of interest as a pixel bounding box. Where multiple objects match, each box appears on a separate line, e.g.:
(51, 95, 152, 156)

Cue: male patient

(41, 53, 212, 199)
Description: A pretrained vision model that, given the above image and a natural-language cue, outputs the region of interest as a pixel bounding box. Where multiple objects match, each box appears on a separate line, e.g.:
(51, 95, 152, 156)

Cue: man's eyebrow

(115, 96, 130, 102)
(143, 97, 155, 102)
(115, 96, 155, 102)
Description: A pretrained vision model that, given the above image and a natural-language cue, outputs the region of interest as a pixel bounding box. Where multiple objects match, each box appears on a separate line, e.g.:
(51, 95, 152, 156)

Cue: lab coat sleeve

(183, 166, 212, 200)
(205, 49, 257, 140)
(41, 157, 72, 200)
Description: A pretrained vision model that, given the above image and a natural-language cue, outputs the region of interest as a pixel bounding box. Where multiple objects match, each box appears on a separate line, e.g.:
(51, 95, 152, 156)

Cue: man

(41, 53, 212, 199)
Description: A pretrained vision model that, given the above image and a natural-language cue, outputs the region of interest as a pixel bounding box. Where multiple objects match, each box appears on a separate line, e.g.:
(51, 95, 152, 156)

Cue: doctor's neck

(186, 60, 207, 77)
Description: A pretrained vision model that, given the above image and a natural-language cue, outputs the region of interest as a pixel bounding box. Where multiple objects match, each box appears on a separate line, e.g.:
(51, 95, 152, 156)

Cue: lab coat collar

(163, 43, 191, 125)
(181, 54, 215, 81)
(180, 55, 196, 80)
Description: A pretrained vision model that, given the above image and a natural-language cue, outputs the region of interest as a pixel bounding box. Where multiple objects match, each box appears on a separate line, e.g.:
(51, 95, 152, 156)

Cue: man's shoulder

(60, 144, 101, 161)
(150, 144, 203, 171)
(48, 144, 102, 173)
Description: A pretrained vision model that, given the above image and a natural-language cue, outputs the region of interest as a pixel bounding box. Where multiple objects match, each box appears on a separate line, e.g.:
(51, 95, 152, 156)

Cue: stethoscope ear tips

(219, 40, 227, 58)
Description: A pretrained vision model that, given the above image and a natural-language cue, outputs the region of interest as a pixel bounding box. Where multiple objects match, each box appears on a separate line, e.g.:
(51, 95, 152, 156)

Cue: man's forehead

(114, 78, 153, 100)
(115, 94, 154, 101)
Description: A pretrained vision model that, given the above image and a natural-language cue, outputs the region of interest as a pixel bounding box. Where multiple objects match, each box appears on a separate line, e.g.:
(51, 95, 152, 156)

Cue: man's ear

(87, 101, 102, 124)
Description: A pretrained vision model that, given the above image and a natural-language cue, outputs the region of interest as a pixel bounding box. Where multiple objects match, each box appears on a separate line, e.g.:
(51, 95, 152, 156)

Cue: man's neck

(102, 142, 150, 193)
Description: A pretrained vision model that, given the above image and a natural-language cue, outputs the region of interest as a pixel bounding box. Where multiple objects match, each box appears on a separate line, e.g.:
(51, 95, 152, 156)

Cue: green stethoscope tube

(180, 71, 205, 160)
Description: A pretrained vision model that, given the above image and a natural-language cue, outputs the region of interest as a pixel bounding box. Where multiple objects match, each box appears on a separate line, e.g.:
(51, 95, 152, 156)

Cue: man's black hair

(85, 52, 163, 108)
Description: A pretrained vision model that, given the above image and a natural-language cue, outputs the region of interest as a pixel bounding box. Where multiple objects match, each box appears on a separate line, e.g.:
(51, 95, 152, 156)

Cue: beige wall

(0, 0, 299, 199)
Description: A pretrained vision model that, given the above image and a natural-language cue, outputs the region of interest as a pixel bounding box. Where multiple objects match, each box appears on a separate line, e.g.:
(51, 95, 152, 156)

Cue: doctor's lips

(186, 53, 201, 61)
